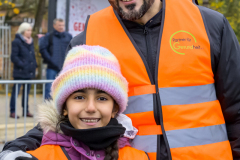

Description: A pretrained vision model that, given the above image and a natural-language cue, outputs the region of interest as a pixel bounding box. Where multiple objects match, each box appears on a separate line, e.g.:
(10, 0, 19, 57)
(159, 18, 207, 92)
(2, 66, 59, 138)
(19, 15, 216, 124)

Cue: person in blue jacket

(9, 22, 37, 118)
(39, 18, 72, 100)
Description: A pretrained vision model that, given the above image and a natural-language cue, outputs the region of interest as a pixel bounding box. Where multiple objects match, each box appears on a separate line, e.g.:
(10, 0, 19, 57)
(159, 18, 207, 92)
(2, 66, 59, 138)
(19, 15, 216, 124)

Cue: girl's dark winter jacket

(11, 34, 37, 79)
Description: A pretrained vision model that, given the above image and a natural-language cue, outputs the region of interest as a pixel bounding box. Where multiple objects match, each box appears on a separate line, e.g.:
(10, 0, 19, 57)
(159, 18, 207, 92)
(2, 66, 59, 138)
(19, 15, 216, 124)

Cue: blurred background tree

(0, 0, 48, 79)
(0, 0, 47, 25)
(199, 0, 240, 42)
(0, 0, 47, 36)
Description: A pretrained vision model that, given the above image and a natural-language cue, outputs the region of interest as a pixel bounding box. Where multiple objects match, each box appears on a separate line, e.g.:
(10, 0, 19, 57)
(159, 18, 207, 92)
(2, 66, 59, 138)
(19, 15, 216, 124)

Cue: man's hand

(0, 150, 37, 160)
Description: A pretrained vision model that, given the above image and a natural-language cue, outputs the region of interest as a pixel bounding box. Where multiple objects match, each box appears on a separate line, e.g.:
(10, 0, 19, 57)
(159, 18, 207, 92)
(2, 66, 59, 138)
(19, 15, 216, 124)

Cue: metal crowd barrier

(0, 80, 54, 143)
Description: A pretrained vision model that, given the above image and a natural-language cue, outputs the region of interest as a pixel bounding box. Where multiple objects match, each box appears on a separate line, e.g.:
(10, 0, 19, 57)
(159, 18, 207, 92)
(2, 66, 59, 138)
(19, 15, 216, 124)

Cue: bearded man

(1, 0, 240, 160)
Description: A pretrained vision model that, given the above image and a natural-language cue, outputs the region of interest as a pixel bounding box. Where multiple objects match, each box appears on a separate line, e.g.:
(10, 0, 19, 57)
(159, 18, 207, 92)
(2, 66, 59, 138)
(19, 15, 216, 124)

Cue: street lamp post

(65, 0, 70, 32)
(48, 0, 57, 32)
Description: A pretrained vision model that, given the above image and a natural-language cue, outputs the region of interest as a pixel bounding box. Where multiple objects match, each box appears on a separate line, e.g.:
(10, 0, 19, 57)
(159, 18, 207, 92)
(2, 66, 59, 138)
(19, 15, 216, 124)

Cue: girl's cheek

(102, 109, 114, 122)
(69, 107, 80, 115)
(67, 104, 81, 116)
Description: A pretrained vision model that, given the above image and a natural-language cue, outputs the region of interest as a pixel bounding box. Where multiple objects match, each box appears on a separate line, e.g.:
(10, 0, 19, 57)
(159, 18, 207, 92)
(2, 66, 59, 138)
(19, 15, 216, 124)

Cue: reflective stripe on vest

(131, 124, 228, 152)
(125, 83, 217, 114)
(166, 124, 228, 148)
(160, 84, 217, 106)
(131, 135, 158, 153)
(85, 0, 233, 159)
(124, 94, 154, 114)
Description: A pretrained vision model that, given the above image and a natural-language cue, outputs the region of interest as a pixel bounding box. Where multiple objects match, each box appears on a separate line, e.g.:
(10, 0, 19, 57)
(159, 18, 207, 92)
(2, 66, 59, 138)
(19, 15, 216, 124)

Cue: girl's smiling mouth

(80, 118, 101, 124)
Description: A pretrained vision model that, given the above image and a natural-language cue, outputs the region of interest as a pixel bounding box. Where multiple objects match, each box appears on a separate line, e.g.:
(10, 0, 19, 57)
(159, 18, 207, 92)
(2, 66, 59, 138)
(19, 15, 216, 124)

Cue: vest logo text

(170, 30, 202, 55)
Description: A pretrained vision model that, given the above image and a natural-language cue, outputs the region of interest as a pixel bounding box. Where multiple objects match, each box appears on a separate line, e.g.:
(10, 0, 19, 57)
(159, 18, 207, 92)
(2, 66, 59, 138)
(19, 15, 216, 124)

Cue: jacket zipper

(144, 26, 162, 160)
(144, 27, 161, 125)
(155, 0, 172, 159)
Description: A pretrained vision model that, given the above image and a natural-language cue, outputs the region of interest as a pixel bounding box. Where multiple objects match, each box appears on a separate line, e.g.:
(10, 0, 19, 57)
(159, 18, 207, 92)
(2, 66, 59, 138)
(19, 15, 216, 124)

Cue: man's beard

(109, 0, 154, 21)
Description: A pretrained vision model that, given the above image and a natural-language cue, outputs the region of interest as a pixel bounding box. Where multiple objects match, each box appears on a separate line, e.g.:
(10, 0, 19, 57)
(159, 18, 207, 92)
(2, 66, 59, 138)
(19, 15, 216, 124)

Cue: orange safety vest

(27, 145, 149, 160)
(85, 0, 233, 160)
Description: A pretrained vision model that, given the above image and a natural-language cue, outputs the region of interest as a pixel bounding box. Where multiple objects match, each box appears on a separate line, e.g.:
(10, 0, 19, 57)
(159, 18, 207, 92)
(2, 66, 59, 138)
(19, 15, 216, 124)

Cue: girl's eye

(74, 96, 84, 100)
(98, 97, 107, 101)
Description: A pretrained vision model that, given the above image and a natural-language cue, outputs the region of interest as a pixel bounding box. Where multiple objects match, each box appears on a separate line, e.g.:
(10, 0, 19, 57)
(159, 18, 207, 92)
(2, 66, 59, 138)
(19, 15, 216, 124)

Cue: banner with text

(57, 0, 109, 37)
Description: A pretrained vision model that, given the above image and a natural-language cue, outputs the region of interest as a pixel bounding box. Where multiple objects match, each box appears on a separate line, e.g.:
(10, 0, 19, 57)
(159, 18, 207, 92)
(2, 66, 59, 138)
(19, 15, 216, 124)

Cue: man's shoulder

(40, 32, 51, 42)
(69, 31, 85, 48)
(63, 32, 72, 38)
(44, 32, 52, 37)
(198, 6, 225, 30)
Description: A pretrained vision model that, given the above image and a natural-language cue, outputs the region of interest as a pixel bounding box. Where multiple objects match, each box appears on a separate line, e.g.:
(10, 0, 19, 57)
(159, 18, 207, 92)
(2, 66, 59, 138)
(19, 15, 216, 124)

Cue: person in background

(39, 18, 72, 100)
(9, 22, 36, 118)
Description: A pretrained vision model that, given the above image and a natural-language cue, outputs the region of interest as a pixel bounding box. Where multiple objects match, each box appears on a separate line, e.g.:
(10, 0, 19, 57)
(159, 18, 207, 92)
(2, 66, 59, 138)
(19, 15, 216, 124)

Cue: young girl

(27, 45, 149, 160)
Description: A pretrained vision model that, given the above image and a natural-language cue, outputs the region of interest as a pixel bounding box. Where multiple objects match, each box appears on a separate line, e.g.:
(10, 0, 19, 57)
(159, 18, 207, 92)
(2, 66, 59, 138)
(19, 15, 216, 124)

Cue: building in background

(49, 0, 110, 37)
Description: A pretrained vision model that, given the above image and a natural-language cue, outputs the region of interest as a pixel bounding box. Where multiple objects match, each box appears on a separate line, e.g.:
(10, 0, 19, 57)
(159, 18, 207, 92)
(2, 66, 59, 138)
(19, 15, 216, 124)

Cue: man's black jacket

(3, 5, 240, 160)
(39, 30, 72, 72)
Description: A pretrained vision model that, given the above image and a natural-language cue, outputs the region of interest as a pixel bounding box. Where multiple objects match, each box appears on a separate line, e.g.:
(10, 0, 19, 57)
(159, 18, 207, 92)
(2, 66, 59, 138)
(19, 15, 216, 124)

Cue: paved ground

(0, 93, 43, 124)
(0, 89, 44, 143)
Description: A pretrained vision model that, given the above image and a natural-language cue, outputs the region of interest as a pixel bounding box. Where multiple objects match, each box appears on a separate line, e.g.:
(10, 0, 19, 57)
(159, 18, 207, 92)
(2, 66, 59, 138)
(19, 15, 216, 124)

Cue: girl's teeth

(122, 0, 132, 1)
(82, 119, 98, 123)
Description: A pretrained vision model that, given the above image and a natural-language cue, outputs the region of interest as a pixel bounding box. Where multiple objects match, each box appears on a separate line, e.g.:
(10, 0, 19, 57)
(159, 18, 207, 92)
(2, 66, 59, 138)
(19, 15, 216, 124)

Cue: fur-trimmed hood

(37, 100, 61, 134)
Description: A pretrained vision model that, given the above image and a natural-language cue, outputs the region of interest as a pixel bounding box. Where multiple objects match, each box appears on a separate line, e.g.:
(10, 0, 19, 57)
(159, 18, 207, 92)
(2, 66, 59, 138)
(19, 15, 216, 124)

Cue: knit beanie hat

(51, 45, 128, 114)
